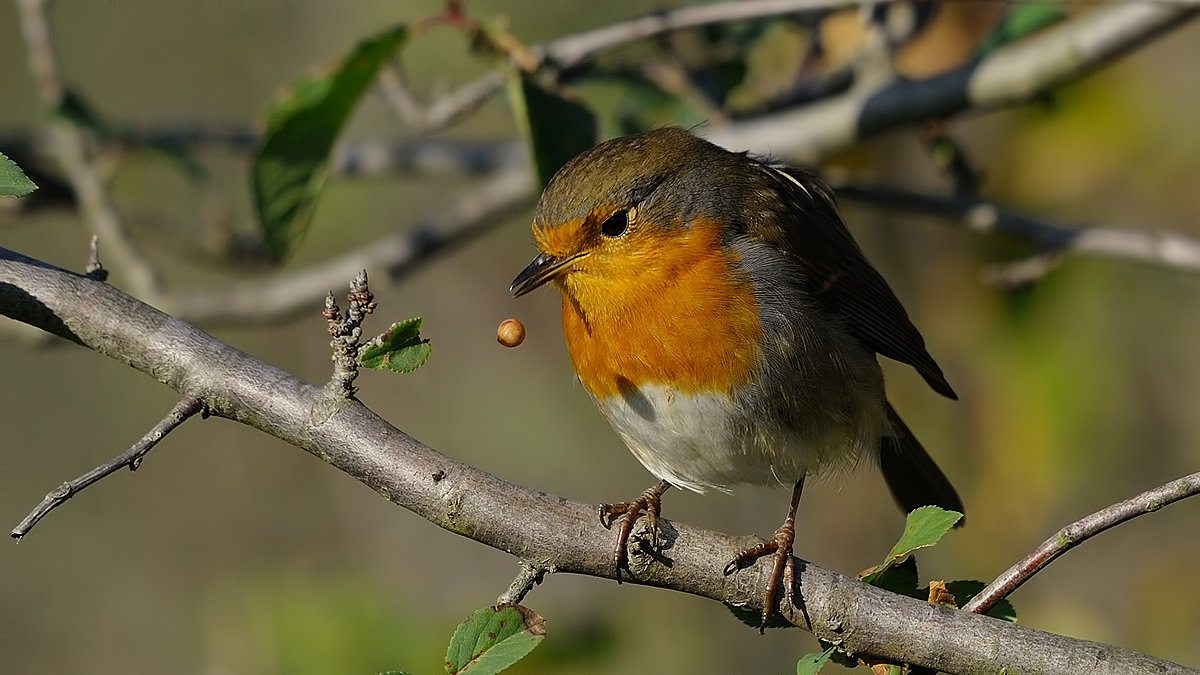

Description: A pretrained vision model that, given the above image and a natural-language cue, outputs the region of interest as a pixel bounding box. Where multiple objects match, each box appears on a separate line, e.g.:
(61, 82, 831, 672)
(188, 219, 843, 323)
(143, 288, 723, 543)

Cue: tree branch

(2, 246, 1194, 674)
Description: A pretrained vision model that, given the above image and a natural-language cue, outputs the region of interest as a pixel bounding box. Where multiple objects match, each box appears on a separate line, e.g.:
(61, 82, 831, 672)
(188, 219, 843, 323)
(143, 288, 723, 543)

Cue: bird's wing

(768, 165, 956, 400)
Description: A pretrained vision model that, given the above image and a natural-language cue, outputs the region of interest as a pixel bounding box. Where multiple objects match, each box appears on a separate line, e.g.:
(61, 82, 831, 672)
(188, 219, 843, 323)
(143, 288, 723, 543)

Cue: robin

(510, 127, 962, 630)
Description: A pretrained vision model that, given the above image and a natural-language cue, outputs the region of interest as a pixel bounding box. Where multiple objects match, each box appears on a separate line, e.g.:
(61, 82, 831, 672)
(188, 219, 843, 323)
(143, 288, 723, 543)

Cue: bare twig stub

(498, 562, 547, 606)
(964, 471, 1200, 616)
(325, 270, 376, 398)
(10, 395, 205, 540)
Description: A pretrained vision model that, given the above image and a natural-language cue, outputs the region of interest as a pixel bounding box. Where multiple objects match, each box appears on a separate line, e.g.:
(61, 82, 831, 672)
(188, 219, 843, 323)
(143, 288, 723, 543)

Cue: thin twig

(964, 472, 1200, 616)
(539, 0, 846, 70)
(10, 395, 205, 541)
(84, 234, 108, 281)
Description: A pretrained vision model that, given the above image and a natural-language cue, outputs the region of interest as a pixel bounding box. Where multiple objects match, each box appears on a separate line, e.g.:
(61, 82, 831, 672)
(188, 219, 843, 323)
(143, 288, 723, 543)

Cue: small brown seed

(497, 318, 526, 348)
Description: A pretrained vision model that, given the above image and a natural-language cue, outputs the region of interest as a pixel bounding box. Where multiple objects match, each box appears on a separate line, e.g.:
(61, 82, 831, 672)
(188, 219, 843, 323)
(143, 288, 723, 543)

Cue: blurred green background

(3, 2, 1200, 673)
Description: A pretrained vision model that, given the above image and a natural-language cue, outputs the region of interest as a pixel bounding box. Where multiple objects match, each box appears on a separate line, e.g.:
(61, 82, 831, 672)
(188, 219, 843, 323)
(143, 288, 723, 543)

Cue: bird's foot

(724, 474, 805, 635)
(724, 521, 796, 633)
(598, 479, 671, 583)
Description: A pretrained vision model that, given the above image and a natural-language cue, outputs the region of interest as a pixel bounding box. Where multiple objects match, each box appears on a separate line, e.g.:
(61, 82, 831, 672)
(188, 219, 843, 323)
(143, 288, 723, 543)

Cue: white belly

(592, 380, 881, 493)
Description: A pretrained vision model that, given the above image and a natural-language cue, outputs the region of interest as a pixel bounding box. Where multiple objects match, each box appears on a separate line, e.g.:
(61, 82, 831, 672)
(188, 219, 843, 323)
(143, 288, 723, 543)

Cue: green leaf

(0, 152, 37, 197)
(506, 72, 597, 188)
(796, 645, 835, 675)
(445, 604, 545, 675)
(884, 506, 962, 567)
(252, 24, 406, 262)
(861, 506, 960, 586)
(945, 580, 1018, 622)
(360, 318, 431, 373)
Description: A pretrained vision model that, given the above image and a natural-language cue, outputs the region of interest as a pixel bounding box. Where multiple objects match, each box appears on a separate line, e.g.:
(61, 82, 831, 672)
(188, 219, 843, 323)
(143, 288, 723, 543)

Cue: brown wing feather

(766, 164, 957, 400)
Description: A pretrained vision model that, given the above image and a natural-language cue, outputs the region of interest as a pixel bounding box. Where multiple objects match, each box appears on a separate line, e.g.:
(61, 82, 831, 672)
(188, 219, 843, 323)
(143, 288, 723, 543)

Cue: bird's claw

(725, 522, 796, 633)
(598, 480, 670, 583)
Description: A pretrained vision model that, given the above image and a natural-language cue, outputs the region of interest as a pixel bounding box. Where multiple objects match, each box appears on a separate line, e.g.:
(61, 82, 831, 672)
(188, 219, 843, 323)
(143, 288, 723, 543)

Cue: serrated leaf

(252, 25, 406, 262)
(861, 506, 960, 587)
(796, 645, 836, 675)
(884, 506, 962, 566)
(360, 318, 430, 373)
(507, 73, 597, 188)
(946, 580, 1018, 622)
(0, 152, 37, 197)
(446, 604, 545, 675)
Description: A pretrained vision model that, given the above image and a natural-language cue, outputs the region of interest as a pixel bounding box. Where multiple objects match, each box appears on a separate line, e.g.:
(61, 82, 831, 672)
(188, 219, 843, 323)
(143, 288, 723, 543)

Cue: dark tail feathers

(879, 403, 964, 524)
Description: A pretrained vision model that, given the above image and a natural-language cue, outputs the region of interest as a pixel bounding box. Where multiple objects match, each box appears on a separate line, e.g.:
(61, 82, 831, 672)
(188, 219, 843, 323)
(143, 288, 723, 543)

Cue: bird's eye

(600, 210, 629, 238)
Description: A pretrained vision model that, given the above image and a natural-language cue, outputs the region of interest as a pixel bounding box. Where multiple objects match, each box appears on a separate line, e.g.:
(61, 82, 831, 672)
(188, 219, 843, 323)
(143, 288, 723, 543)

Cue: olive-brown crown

(534, 127, 762, 242)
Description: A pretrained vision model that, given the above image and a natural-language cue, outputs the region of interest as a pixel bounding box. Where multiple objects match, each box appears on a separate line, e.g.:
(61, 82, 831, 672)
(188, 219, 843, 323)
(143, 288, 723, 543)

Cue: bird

(510, 127, 962, 630)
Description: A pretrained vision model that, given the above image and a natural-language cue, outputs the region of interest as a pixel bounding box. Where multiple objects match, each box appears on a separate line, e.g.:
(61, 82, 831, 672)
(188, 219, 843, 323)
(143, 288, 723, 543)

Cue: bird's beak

(510, 251, 578, 297)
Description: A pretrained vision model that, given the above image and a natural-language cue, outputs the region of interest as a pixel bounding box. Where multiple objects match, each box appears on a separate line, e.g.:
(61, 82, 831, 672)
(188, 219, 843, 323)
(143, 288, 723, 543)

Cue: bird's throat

(559, 219, 762, 398)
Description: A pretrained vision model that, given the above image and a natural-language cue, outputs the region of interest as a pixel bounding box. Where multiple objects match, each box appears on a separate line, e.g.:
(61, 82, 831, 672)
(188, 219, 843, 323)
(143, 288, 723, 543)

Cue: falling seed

(497, 318, 526, 348)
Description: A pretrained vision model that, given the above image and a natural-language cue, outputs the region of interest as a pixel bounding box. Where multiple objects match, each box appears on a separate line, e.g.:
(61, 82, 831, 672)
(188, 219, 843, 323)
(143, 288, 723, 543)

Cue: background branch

(5, 2, 1194, 329)
(836, 182, 1200, 279)
(706, 2, 1197, 161)
(15, 0, 164, 300)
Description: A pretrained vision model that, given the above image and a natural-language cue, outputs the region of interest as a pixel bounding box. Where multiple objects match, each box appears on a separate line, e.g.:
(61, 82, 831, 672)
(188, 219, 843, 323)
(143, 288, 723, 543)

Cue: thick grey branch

(1, 247, 1194, 675)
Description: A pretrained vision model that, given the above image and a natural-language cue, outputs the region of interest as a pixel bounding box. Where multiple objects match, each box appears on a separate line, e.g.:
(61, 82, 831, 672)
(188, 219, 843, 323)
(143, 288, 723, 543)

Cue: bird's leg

(724, 477, 805, 633)
(598, 479, 671, 583)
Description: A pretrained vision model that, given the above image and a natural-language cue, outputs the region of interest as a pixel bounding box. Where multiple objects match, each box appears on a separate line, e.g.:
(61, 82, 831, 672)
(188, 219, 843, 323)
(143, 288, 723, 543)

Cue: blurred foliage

(2, 2, 1200, 674)
(254, 25, 407, 261)
(506, 73, 597, 188)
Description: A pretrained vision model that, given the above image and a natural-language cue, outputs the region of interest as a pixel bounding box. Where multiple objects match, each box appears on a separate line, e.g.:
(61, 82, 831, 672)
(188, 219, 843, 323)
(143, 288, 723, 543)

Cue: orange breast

(559, 219, 762, 398)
